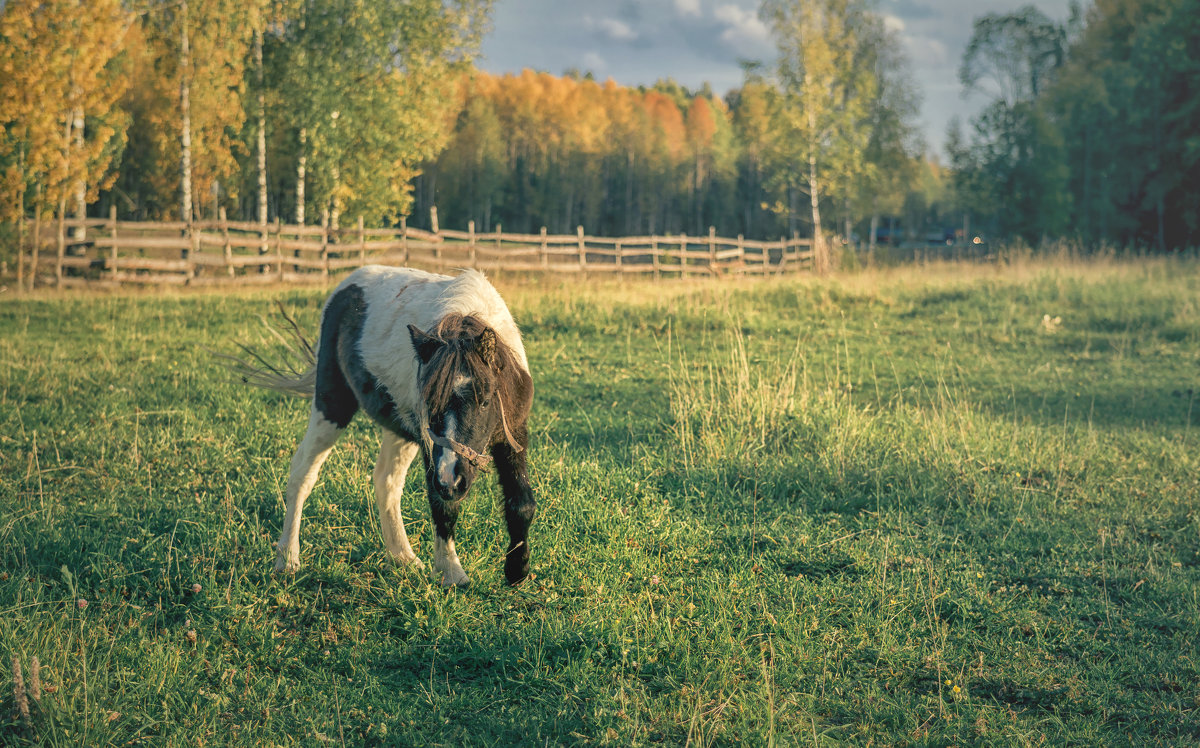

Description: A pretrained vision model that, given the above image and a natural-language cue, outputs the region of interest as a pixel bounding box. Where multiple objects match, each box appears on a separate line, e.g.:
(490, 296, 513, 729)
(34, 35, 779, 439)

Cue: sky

(478, 0, 1076, 159)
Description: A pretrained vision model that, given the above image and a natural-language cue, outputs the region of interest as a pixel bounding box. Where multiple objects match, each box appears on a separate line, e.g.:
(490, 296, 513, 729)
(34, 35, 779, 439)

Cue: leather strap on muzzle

(426, 431, 493, 470)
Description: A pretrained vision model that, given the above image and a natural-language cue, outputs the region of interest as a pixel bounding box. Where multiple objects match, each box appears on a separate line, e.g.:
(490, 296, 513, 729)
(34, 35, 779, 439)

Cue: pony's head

(408, 313, 520, 501)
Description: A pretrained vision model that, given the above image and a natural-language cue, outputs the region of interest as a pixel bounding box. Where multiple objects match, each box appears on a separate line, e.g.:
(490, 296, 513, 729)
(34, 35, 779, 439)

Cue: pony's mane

(420, 313, 522, 420)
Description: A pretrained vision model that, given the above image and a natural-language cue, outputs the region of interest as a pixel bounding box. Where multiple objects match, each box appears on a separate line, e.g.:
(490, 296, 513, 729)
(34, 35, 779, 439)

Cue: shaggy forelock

(420, 313, 518, 419)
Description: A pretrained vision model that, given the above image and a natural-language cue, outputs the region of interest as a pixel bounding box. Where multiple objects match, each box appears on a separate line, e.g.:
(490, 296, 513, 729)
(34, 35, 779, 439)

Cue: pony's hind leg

(374, 430, 424, 569)
(274, 408, 346, 573)
(493, 442, 536, 585)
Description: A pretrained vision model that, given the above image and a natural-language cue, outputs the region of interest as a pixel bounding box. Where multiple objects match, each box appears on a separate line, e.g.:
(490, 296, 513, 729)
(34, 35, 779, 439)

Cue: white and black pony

(236, 266, 535, 587)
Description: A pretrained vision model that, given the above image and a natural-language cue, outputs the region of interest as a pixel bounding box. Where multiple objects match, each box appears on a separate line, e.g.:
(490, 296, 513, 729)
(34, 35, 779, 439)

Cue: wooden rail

(14, 209, 816, 289)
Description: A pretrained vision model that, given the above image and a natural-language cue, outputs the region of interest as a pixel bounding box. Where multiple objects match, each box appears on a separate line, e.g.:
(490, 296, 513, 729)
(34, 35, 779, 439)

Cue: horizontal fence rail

(15, 208, 816, 289)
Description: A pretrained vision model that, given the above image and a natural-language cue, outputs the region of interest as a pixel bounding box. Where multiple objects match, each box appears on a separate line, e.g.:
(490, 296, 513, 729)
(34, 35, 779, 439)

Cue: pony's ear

(408, 324, 440, 365)
(477, 328, 497, 366)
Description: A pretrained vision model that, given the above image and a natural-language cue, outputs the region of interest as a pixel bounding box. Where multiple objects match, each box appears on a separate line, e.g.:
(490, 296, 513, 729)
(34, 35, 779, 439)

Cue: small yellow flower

(953, 685, 961, 694)
(977, 572, 983, 579)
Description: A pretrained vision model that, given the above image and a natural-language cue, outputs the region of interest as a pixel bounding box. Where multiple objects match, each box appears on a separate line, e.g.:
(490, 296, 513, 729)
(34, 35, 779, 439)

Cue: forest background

(0, 0, 1197, 257)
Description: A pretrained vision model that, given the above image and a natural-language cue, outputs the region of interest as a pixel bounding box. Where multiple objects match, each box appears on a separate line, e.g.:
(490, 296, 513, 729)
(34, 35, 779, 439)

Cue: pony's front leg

(374, 431, 424, 569)
(493, 442, 536, 585)
(275, 409, 345, 573)
(425, 463, 470, 587)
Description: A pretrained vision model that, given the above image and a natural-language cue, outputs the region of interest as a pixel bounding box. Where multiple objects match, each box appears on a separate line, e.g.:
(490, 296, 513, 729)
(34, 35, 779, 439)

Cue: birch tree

(266, 0, 491, 227)
(0, 0, 132, 222)
(761, 0, 876, 270)
(135, 0, 252, 221)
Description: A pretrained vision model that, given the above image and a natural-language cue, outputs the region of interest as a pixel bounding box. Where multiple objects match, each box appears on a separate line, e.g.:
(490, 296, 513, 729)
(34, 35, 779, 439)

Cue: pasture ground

(1, 256, 1199, 745)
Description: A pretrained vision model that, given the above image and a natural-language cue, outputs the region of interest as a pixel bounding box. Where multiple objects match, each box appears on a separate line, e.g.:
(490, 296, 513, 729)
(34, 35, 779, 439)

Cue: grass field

(2, 256, 1199, 746)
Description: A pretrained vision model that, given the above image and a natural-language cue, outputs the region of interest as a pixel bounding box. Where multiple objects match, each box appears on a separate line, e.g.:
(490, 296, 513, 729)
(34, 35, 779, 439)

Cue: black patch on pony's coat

(313, 285, 362, 429)
(314, 284, 419, 441)
(408, 325, 441, 365)
(492, 364, 535, 584)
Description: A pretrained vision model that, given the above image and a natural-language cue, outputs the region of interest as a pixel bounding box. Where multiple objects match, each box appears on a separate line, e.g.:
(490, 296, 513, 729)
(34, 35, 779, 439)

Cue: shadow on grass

(968, 385, 1199, 434)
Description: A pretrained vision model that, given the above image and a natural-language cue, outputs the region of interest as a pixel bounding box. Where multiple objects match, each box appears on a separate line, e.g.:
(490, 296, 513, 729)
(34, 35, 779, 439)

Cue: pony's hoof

(273, 557, 300, 575)
(439, 569, 471, 588)
(505, 551, 530, 586)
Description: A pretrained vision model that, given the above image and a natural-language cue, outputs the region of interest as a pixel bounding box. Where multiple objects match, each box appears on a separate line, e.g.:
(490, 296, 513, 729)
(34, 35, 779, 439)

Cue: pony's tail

(213, 301, 318, 398)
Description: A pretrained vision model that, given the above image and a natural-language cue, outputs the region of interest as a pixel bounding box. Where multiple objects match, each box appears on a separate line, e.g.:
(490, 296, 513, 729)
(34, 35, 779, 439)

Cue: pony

(234, 266, 535, 587)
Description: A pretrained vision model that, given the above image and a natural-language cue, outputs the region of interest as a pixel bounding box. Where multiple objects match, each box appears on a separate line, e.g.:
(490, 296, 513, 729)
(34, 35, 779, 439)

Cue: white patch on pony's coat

(338, 266, 529, 431)
(275, 409, 343, 573)
(434, 536, 469, 587)
(436, 412, 459, 488)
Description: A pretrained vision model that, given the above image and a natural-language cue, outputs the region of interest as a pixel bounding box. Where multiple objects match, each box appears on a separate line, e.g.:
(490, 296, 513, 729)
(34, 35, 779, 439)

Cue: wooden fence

(14, 208, 817, 289)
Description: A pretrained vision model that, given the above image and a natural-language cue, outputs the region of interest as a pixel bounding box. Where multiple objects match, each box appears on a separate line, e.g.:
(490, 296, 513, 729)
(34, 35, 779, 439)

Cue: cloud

(582, 51, 607, 72)
(713, 4, 770, 57)
(879, 0, 937, 21)
(901, 34, 949, 69)
(674, 0, 701, 17)
(882, 13, 906, 33)
(585, 15, 639, 42)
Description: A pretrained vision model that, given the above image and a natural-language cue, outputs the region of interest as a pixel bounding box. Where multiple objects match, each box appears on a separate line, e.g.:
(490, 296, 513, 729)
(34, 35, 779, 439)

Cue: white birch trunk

(71, 105, 85, 240)
(296, 127, 307, 224)
(179, 0, 193, 223)
(843, 196, 853, 259)
(329, 112, 340, 231)
(808, 152, 823, 273)
(255, 28, 267, 227)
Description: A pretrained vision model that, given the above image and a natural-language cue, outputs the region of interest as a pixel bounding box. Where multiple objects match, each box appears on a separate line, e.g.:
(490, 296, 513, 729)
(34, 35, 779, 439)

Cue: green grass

(2, 257, 1199, 746)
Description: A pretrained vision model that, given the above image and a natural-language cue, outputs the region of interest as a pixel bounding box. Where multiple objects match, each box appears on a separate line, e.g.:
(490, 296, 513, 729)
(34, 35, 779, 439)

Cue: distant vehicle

(925, 228, 956, 245)
(874, 226, 898, 245)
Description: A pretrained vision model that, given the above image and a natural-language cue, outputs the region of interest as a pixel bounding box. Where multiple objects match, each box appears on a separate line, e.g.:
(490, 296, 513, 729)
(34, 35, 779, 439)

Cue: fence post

(652, 235, 660, 280)
(357, 215, 366, 268)
(320, 218, 329, 278)
(468, 219, 477, 269)
(736, 234, 744, 275)
(540, 227, 548, 270)
(680, 231, 688, 279)
(220, 207, 233, 277)
(109, 205, 119, 283)
(30, 204, 41, 290)
(577, 225, 586, 274)
(708, 226, 716, 274)
(55, 203, 65, 288)
(615, 239, 622, 274)
(276, 218, 285, 280)
(495, 223, 502, 252)
(401, 216, 409, 265)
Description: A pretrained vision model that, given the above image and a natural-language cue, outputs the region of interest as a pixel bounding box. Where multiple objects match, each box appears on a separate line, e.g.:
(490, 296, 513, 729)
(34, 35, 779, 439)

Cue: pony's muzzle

(433, 446, 472, 500)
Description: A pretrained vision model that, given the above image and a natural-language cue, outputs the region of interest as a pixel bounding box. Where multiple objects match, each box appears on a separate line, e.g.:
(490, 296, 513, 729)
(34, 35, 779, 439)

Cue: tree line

(949, 0, 1200, 250)
(0, 0, 931, 248)
(417, 0, 926, 246)
(2, 0, 1193, 251)
(0, 0, 491, 231)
